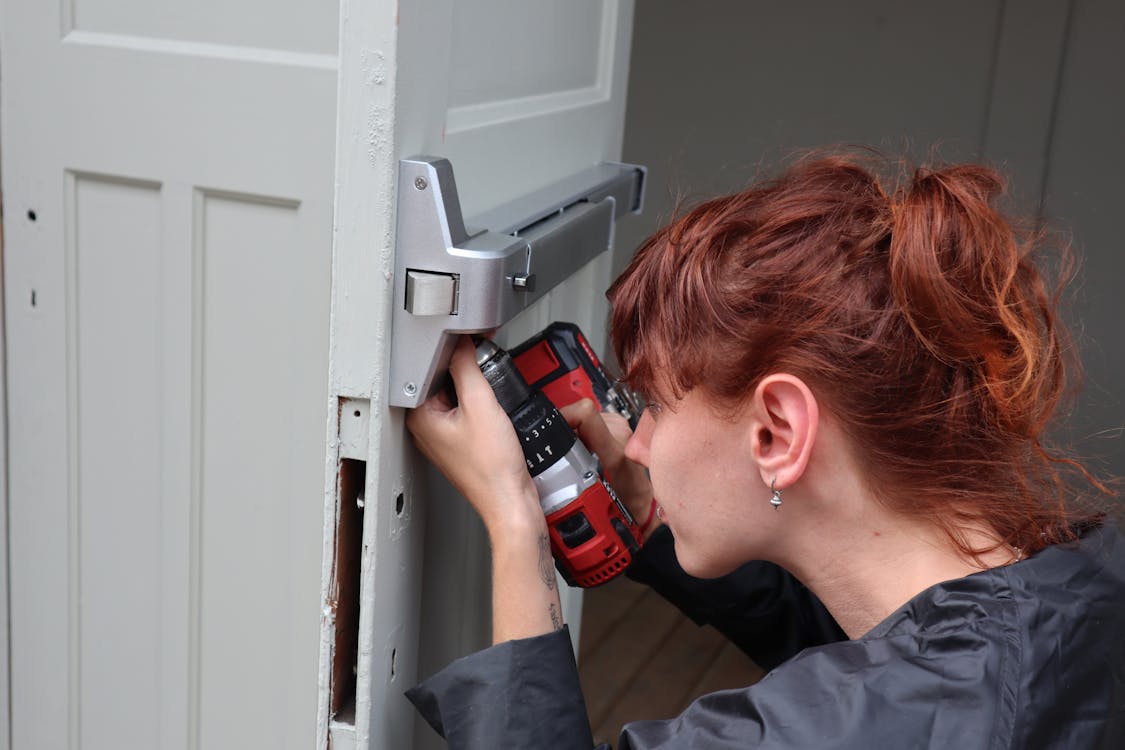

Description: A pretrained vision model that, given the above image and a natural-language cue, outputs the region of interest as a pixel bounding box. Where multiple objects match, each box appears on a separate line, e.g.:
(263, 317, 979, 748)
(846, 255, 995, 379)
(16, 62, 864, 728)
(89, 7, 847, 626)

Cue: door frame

(1, 175, 13, 750)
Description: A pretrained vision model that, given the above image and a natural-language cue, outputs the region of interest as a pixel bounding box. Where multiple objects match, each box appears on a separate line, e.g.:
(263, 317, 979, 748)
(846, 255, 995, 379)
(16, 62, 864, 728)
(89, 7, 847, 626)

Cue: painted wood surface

(319, 1, 636, 748)
(0, 1, 338, 748)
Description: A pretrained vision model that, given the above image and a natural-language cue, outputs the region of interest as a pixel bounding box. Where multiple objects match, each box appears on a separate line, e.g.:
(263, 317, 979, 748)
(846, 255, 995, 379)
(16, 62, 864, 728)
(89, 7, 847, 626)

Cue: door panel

(74, 175, 165, 749)
(71, 0, 337, 54)
(442, 1, 630, 215)
(196, 191, 328, 749)
(1, 1, 338, 748)
(448, 1, 606, 106)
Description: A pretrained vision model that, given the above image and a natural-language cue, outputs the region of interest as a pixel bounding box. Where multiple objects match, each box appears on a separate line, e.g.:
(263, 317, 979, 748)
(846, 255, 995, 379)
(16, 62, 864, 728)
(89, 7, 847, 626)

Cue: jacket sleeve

(406, 626, 609, 750)
(626, 526, 845, 670)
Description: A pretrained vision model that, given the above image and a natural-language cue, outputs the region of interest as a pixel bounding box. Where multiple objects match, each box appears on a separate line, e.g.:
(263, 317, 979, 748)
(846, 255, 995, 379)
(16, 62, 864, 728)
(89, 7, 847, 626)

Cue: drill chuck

(475, 339, 576, 479)
(476, 339, 531, 413)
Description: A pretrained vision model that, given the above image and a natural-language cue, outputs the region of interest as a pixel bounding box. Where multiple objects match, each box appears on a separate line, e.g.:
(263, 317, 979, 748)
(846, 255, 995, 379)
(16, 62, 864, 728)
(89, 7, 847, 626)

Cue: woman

(404, 153, 1125, 749)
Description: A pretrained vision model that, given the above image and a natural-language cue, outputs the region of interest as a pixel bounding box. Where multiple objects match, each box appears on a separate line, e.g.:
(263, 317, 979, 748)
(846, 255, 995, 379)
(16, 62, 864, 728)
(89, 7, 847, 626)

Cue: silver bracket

(389, 156, 646, 408)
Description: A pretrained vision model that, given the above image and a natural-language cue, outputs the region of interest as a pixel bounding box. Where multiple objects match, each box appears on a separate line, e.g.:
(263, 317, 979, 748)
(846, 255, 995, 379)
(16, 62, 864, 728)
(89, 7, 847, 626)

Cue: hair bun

(888, 165, 1060, 436)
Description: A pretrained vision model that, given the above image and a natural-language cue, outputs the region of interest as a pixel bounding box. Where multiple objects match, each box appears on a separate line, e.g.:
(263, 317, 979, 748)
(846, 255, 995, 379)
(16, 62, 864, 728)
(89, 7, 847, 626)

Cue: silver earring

(770, 477, 783, 511)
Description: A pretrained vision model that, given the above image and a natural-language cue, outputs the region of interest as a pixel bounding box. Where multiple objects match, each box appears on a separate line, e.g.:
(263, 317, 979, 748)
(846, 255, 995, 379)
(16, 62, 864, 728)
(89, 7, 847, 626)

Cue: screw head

(414, 177, 428, 191)
(403, 382, 418, 396)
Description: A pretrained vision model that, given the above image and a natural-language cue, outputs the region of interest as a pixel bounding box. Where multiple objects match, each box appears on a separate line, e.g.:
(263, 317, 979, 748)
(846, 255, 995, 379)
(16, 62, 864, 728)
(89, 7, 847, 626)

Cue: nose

(624, 409, 654, 468)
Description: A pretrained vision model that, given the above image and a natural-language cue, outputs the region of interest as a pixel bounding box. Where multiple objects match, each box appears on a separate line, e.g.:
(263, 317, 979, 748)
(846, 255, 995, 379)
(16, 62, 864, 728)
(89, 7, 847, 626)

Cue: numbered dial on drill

(512, 392, 577, 477)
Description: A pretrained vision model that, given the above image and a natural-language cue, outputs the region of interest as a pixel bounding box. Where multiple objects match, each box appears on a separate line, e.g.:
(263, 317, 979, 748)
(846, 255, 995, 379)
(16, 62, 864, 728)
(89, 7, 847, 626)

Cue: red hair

(608, 151, 1109, 556)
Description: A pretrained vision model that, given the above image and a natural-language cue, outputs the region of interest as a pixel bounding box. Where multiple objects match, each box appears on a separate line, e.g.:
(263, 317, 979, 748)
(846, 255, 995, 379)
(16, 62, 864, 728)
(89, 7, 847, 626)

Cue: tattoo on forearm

(549, 602, 563, 631)
(538, 533, 557, 591)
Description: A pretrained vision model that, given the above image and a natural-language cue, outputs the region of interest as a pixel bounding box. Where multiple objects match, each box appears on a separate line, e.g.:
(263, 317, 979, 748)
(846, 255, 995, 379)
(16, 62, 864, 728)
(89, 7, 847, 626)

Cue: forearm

(487, 501, 565, 644)
(409, 489, 597, 748)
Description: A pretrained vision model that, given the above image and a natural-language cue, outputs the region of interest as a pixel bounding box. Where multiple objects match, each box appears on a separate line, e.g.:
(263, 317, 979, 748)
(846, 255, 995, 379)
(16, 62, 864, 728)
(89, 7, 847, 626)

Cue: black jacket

(408, 524, 1125, 749)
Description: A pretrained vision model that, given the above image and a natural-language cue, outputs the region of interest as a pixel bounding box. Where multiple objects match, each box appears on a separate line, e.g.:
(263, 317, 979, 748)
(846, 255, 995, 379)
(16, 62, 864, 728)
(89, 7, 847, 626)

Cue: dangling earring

(770, 477, 783, 511)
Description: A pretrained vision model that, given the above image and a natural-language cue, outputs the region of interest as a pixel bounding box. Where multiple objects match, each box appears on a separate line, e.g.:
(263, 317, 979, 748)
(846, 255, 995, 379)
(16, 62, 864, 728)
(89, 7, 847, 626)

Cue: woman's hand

(405, 336, 542, 535)
(407, 336, 562, 644)
(559, 400, 659, 541)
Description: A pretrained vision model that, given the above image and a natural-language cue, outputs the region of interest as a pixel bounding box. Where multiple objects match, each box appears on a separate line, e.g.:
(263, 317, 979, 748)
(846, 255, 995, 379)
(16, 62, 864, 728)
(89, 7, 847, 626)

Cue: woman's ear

(748, 374, 818, 490)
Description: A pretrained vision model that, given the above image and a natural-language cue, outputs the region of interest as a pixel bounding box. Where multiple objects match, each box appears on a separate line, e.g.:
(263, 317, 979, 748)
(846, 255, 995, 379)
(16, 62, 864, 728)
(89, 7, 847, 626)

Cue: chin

(671, 537, 741, 579)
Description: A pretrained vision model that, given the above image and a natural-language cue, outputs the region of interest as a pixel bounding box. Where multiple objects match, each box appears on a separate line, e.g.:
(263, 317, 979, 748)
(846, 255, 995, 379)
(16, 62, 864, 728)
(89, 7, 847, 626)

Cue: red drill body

(476, 332, 642, 587)
(510, 322, 644, 432)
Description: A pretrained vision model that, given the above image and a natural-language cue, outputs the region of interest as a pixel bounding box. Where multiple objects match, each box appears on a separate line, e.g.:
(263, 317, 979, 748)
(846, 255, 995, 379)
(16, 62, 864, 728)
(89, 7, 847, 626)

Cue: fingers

(405, 393, 448, 450)
(447, 336, 498, 406)
(446, 336, 483, 395)
(406, 373, 458, 443)
(561, 399, 653, 529)
(408, 336, 502, 446)
(560, 399, 626, 465)
(601, 412, 634, 446)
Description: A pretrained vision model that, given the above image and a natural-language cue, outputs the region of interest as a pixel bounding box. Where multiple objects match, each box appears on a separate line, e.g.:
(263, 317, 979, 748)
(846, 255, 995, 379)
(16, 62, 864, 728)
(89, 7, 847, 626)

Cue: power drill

(475, 325, 642, 587)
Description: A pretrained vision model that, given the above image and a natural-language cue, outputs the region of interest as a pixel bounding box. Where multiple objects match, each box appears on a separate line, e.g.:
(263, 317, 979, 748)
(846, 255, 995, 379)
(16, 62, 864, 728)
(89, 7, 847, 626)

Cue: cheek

(646, 439, 704, 525)
(646, 460, 674, 508)
(645, 432, 688, 495)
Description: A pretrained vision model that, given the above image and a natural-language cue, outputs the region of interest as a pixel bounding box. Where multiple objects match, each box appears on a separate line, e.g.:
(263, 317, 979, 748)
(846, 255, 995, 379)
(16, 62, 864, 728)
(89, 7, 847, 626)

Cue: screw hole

(27, 209, 37, 222)
(30, 290, 37, 308)
(353, 409, 361, 418)
(395, 493, 405, 516)
(390, 648, 397, 678)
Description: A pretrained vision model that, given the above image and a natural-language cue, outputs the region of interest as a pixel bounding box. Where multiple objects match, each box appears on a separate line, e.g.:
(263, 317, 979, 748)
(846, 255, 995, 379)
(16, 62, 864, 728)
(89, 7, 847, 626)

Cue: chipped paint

(360, 48, 388, 87)
(366, 102, 392, 167)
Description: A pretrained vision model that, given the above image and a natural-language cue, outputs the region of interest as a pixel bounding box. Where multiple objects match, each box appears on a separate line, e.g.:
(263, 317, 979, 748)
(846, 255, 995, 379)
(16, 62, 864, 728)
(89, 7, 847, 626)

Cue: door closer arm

(389, 157, 646, 408)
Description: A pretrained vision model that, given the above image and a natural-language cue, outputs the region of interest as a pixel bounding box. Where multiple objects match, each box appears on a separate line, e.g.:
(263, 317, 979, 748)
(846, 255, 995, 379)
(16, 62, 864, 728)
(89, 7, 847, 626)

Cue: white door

(318, 1, 637, 748)
(1, 2, 338, 749)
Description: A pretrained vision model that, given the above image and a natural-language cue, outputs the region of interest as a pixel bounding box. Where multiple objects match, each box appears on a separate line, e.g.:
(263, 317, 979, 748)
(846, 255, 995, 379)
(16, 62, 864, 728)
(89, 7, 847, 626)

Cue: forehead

(647, 387, 739, 431)
(622, 323, 719, 411)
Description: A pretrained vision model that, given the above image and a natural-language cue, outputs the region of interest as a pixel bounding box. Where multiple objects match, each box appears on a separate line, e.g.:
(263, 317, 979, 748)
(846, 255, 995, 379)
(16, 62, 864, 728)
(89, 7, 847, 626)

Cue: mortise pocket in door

(329, 457, 365, 722)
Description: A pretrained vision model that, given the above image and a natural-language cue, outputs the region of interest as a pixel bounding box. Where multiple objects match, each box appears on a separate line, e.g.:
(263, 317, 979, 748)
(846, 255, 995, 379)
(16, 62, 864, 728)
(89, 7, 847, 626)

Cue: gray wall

(1041, 0, 1125, 490)
(617, 0, 1125, 498)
